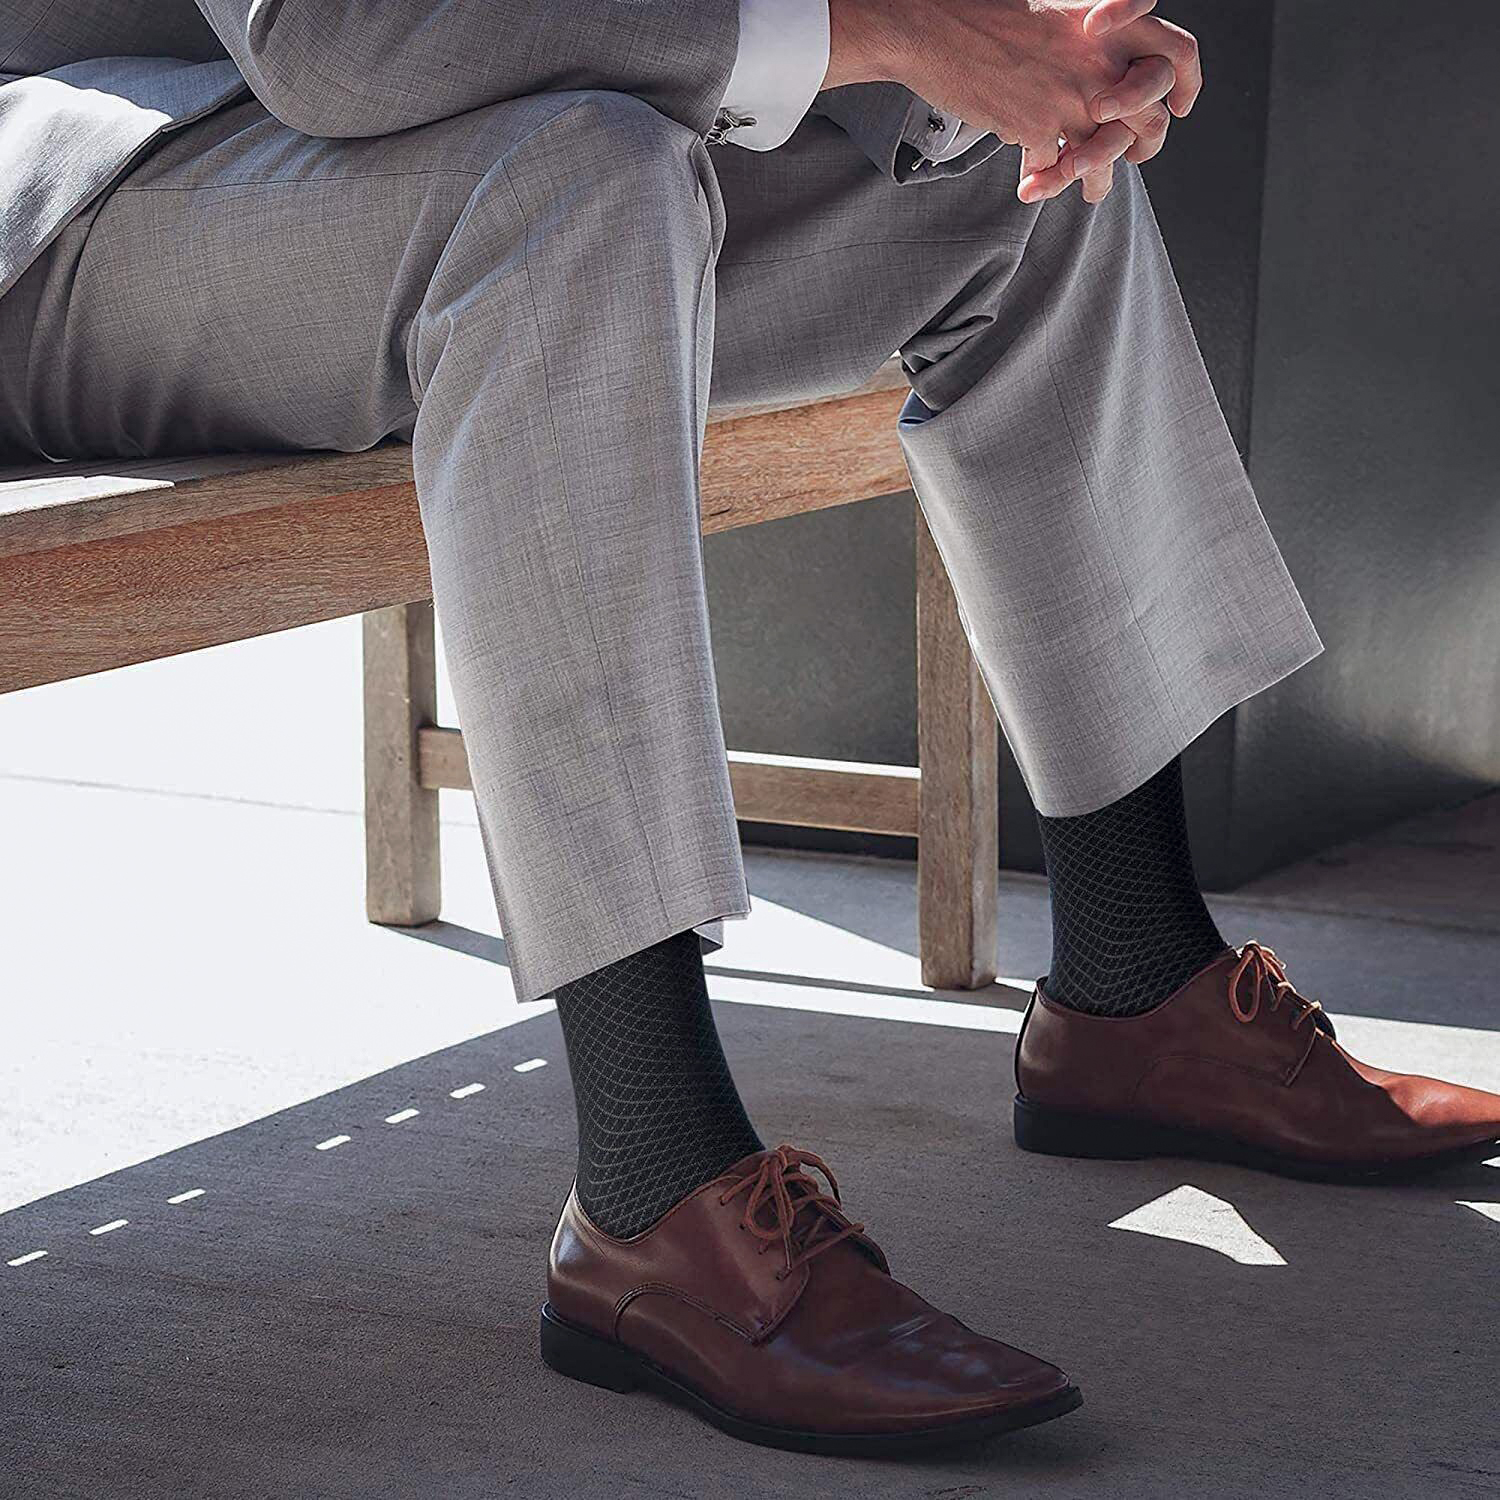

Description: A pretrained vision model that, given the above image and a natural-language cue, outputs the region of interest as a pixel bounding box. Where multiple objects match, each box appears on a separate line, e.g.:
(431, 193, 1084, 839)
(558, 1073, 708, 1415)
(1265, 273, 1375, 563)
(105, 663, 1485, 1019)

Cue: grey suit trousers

(0, 88, 1322, 1003)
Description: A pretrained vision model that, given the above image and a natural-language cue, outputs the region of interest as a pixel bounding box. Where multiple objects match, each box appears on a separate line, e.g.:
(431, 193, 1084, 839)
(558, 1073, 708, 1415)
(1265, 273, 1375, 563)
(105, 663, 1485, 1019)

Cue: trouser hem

(507, 893, 754, 1005)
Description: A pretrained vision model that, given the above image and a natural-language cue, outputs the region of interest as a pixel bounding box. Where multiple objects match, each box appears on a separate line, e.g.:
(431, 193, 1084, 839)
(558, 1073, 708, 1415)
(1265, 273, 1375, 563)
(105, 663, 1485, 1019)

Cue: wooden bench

(0, 362, 998, 989)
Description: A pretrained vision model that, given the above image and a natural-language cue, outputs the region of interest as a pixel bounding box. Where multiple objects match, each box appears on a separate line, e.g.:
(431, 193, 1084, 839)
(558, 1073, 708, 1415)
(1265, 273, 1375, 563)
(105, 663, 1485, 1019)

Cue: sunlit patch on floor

(1109, 1185, 1286, 1266)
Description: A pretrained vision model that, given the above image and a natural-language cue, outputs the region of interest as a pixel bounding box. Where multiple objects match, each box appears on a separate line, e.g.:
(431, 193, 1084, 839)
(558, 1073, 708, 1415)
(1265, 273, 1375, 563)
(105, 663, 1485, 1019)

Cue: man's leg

(712, 118, 1321, 810)
(6, 88, 748, 1002)
(710, 119, 1499, 1178)
(0, 87, 767, 1238)
(0, 90, 1087, 1449)
(709, 116, 1314, 1007)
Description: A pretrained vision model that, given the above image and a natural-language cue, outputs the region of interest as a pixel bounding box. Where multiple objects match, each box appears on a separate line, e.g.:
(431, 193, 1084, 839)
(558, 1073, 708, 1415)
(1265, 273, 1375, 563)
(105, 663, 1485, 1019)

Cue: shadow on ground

(4, 1002, 1497, 1499)
(738, 843, 1500, 1031)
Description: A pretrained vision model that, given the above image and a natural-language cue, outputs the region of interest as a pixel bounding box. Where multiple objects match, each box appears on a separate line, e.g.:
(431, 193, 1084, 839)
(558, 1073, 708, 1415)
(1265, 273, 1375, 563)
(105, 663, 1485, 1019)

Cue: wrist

(825, 0, 900, 89)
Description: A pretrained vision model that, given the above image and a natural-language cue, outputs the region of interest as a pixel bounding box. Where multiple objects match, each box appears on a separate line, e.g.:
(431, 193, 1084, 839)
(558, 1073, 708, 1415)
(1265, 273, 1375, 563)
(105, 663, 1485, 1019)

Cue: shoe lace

(1227, 941, 1324, 1033)
(718, 1144, 866, 1283)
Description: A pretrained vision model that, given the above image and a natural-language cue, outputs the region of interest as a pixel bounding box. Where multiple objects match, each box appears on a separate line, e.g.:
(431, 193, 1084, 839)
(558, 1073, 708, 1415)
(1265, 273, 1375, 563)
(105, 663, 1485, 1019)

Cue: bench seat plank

(0, 366, 911, 692)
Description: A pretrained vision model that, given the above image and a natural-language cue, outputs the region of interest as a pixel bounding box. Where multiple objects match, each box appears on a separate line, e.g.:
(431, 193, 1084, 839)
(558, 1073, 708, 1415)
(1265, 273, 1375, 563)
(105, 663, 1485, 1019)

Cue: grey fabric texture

(0, 0, 940, 300)
(0, 85, 1322, 1004)
(0, 55, 249, 298)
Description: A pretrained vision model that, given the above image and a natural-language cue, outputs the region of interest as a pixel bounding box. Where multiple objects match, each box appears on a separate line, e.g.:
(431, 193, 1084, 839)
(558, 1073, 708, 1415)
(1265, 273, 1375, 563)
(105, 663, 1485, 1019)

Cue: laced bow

(719, 1144, 866, 1283)
(1228, 941, 1324, 1032)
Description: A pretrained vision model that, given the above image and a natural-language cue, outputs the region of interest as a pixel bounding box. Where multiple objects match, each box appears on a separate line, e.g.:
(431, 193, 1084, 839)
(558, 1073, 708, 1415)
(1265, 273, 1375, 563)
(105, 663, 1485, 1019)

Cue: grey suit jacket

(0, 0, 998, 301)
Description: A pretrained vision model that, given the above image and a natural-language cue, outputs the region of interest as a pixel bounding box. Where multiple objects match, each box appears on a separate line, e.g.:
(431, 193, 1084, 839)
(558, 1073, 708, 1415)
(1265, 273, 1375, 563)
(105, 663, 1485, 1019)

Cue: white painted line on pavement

(315, 1135, 351, 1151)
(449, 1084, 485, 1099)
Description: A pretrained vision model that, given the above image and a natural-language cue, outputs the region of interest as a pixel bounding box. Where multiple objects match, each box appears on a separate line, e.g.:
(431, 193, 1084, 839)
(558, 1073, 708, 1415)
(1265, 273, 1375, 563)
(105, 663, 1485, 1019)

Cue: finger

(1067, 119, 1136, 178)
(1092, 53, 1176, 123)
(1121, 103, 1170, 163)
(1017, 135, 1065, 203)
(1018, 156, 1075, 204)
(1020, 136, 1060, 182)
(1081, 160, 1116, 204)
(1022, 121, 1119, 205)
(1129, 17, 1203, 115)
(1083, 0, 1157, 39)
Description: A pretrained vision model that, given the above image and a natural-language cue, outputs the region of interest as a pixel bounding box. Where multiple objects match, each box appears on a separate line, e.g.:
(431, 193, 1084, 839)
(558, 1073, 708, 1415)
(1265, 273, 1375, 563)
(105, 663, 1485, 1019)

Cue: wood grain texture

(363, 603, 441, 927)
(0, 485, 433, 692)
(916, 508, 999, 990)
(418, 726, 921, 837)
(727, 752, 919, 836)
(417, 724, 472, 792)
(700, 386, 910, 535)
(0, 448, 418, 562)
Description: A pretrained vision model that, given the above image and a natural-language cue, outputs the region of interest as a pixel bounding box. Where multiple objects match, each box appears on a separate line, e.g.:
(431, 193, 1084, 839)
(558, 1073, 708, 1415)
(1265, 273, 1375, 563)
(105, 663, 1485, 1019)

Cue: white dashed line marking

(513, 1059, 547, 1074)
(7, 1250, 48, 1267)
(315, 1135, 351, 1151)
(89, 1220, 128, 1237)
(385, 1109, 420, 1124)
(449, 1084, 485, 1099)
(167, 1189, 206, 1205)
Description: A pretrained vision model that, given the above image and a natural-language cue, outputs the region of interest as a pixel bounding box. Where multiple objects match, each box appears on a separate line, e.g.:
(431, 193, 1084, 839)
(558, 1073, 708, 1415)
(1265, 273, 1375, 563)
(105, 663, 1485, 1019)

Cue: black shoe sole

(1013, 1094, 1498, 1183)
(538, 1303, 1083, 1457)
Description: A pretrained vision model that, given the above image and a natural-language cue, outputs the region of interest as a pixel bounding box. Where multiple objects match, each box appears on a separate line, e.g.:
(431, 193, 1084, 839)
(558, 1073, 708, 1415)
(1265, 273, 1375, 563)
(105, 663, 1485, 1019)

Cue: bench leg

(363, 601, 441, 926)
(916, 510, 999, 990)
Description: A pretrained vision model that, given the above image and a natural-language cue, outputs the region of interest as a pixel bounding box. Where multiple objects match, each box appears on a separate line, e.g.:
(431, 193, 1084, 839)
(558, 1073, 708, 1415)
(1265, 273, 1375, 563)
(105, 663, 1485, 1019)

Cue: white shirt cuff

(900, 96, 990, 164)
(714, 0, 830, 151)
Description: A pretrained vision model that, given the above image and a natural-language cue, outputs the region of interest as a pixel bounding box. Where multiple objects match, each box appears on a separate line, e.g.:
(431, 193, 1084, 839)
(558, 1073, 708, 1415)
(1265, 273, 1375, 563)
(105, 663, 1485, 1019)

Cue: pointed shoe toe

(543, 1145, 1082, 1455)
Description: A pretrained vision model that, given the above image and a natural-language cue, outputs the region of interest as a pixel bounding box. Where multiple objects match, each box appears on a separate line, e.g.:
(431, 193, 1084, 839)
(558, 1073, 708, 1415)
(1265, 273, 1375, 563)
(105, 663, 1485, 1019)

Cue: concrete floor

(2, 616, 1498, 1498)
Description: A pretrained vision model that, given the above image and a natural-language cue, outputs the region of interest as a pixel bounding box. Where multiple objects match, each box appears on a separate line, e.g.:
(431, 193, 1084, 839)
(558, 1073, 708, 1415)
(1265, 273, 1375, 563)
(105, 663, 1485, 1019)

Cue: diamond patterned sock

(1037, 756, 1228, 1017)
(553, 928, 763, 1238)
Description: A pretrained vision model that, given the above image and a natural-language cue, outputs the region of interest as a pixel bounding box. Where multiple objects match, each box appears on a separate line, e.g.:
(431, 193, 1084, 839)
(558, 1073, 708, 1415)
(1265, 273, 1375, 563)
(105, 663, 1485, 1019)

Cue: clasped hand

(826, 0, 1203, 204)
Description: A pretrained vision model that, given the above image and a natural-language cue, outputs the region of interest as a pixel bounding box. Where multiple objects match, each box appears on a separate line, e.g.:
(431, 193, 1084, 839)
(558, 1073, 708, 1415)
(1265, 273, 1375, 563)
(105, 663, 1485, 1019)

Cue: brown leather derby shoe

(542, 1144, 1081, 1455)
(1015, 941, 1500, 1181)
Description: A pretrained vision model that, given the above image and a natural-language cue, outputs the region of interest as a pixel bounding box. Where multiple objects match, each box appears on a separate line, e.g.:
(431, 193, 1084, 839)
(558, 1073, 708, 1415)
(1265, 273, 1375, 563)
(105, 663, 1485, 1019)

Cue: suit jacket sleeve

(192, 0, 740, 139)
(813, 81, 1004, 183)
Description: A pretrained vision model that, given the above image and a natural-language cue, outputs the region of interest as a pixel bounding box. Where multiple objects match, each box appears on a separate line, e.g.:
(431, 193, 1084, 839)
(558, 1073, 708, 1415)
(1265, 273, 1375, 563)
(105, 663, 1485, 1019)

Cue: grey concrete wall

(1233, 0, 1500, 877)
(705, 1, 1499, 887)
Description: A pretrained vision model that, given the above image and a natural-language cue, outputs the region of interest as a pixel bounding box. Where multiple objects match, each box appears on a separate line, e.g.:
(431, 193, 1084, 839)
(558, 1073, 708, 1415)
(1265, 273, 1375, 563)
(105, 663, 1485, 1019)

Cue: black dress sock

(1036, 757, 1229, 1017)
(552, 928, 763, 1238)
